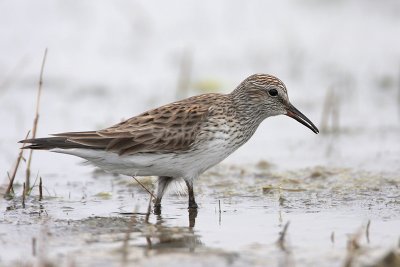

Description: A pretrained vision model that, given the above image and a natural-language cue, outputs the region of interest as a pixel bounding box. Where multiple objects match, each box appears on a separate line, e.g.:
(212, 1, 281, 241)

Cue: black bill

(286, 104, 319, 134)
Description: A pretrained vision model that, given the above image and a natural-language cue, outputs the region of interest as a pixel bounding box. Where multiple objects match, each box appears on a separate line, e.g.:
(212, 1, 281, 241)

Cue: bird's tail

(19, 137, 91, 150)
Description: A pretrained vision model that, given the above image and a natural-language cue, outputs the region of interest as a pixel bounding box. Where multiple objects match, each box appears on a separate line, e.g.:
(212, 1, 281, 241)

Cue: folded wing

(23, 99, 214, 156)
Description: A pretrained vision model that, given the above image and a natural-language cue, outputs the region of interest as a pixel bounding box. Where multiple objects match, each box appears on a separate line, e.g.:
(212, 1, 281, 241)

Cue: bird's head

(232, 74, 319, 134)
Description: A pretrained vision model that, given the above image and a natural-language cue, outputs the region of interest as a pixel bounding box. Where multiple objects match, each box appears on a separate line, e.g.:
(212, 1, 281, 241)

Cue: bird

(20, 73, 319, 212)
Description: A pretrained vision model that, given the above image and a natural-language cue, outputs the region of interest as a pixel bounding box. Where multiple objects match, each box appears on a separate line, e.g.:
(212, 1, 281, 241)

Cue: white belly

(51, 134, 238, 179)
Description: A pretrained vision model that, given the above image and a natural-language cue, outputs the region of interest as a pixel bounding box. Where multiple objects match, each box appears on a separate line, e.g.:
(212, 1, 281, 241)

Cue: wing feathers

(22, 94, 222, 155)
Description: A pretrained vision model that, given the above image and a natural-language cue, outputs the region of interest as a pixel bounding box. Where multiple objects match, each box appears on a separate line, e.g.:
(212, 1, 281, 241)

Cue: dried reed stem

(398, 64, 400, 120)
(32, 237, 37, 256)
(276, 221, 294, 267)
(277, 221, 290, 251)
(131, 176, 155, 199)
(39, 177, 43, 201)
(26, 48, 48, 193)
(145, 193, 153, 223)
(320, 86, 341, 134)
(366, 220, 371, 243)
(320, 87, 332, 133)
(4, 131, 31, 197)
(218, 199, 222, 225)
(343, 227, 363, 267)
(22, 182, 26, 208)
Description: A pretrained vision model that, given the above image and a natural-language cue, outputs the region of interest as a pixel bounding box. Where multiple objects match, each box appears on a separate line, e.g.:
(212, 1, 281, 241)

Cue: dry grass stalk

(398, 64, 400, 120)
(131, 176, 155, 199)
(332, 90, 340, 132)
(262, 185, 306, 193)
(343, 227, 363, 267)
(320, 86, 340, 134)
(320, 87, 333, 133)
(4, 131, 31, 197)
(22, 182, 26, 208)
(218, 199, 222, 225)
(277, 221, 290, 251)
(145, 193, 153, 223)
(32, 237, 37, 256)
(276, 221, 294, 267)
(25, 48, 48, 194)
(39, 177, 43, 201)
(366, 220, 371, 243)
(331, 231, 335, 244)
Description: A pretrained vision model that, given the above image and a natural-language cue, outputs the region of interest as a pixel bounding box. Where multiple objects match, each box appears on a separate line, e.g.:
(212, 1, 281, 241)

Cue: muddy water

(1, 163, 399, 267)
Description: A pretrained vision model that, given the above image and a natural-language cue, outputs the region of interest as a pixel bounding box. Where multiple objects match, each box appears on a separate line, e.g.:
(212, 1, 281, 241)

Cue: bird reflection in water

(143, 209, 201, 254)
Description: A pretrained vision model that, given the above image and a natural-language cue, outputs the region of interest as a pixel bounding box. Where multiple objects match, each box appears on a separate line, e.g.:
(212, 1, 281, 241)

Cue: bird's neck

(228, 90, 266, 139)
(229, 89, 266, 126)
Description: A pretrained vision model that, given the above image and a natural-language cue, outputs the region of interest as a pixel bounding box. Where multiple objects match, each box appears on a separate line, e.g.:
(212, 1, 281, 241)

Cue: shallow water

(1, 164, 399, 267)
(1, 0, 400, 266)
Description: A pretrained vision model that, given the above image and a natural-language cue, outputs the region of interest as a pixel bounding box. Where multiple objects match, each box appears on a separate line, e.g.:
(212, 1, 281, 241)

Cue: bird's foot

(188, 208, 198, 227)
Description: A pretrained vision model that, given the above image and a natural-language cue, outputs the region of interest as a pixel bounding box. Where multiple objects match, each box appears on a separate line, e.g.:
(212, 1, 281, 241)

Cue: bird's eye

(268, 89, 278, 97)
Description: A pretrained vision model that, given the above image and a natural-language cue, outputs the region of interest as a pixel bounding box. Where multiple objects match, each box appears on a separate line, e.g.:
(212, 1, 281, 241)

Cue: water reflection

(138, 210, 202, 253)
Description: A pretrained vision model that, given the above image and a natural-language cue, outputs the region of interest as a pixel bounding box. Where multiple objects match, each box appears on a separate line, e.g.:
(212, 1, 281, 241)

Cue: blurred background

(1, 0, 400, 174)
(1, 2, 400, 266)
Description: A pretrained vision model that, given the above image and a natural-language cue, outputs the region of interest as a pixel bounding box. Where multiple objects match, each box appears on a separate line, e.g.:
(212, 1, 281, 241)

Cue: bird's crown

(242, 73, 287, 93)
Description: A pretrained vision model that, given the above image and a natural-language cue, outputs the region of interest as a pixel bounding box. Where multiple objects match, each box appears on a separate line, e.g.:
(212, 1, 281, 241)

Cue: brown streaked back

(45, 94, 226, 155)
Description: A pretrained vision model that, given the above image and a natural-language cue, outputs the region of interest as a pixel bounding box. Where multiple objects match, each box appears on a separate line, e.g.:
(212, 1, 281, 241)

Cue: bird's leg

(154, 176, 173, 214)
(184, 179, 198, 209)
(188, 208, 198, 228)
